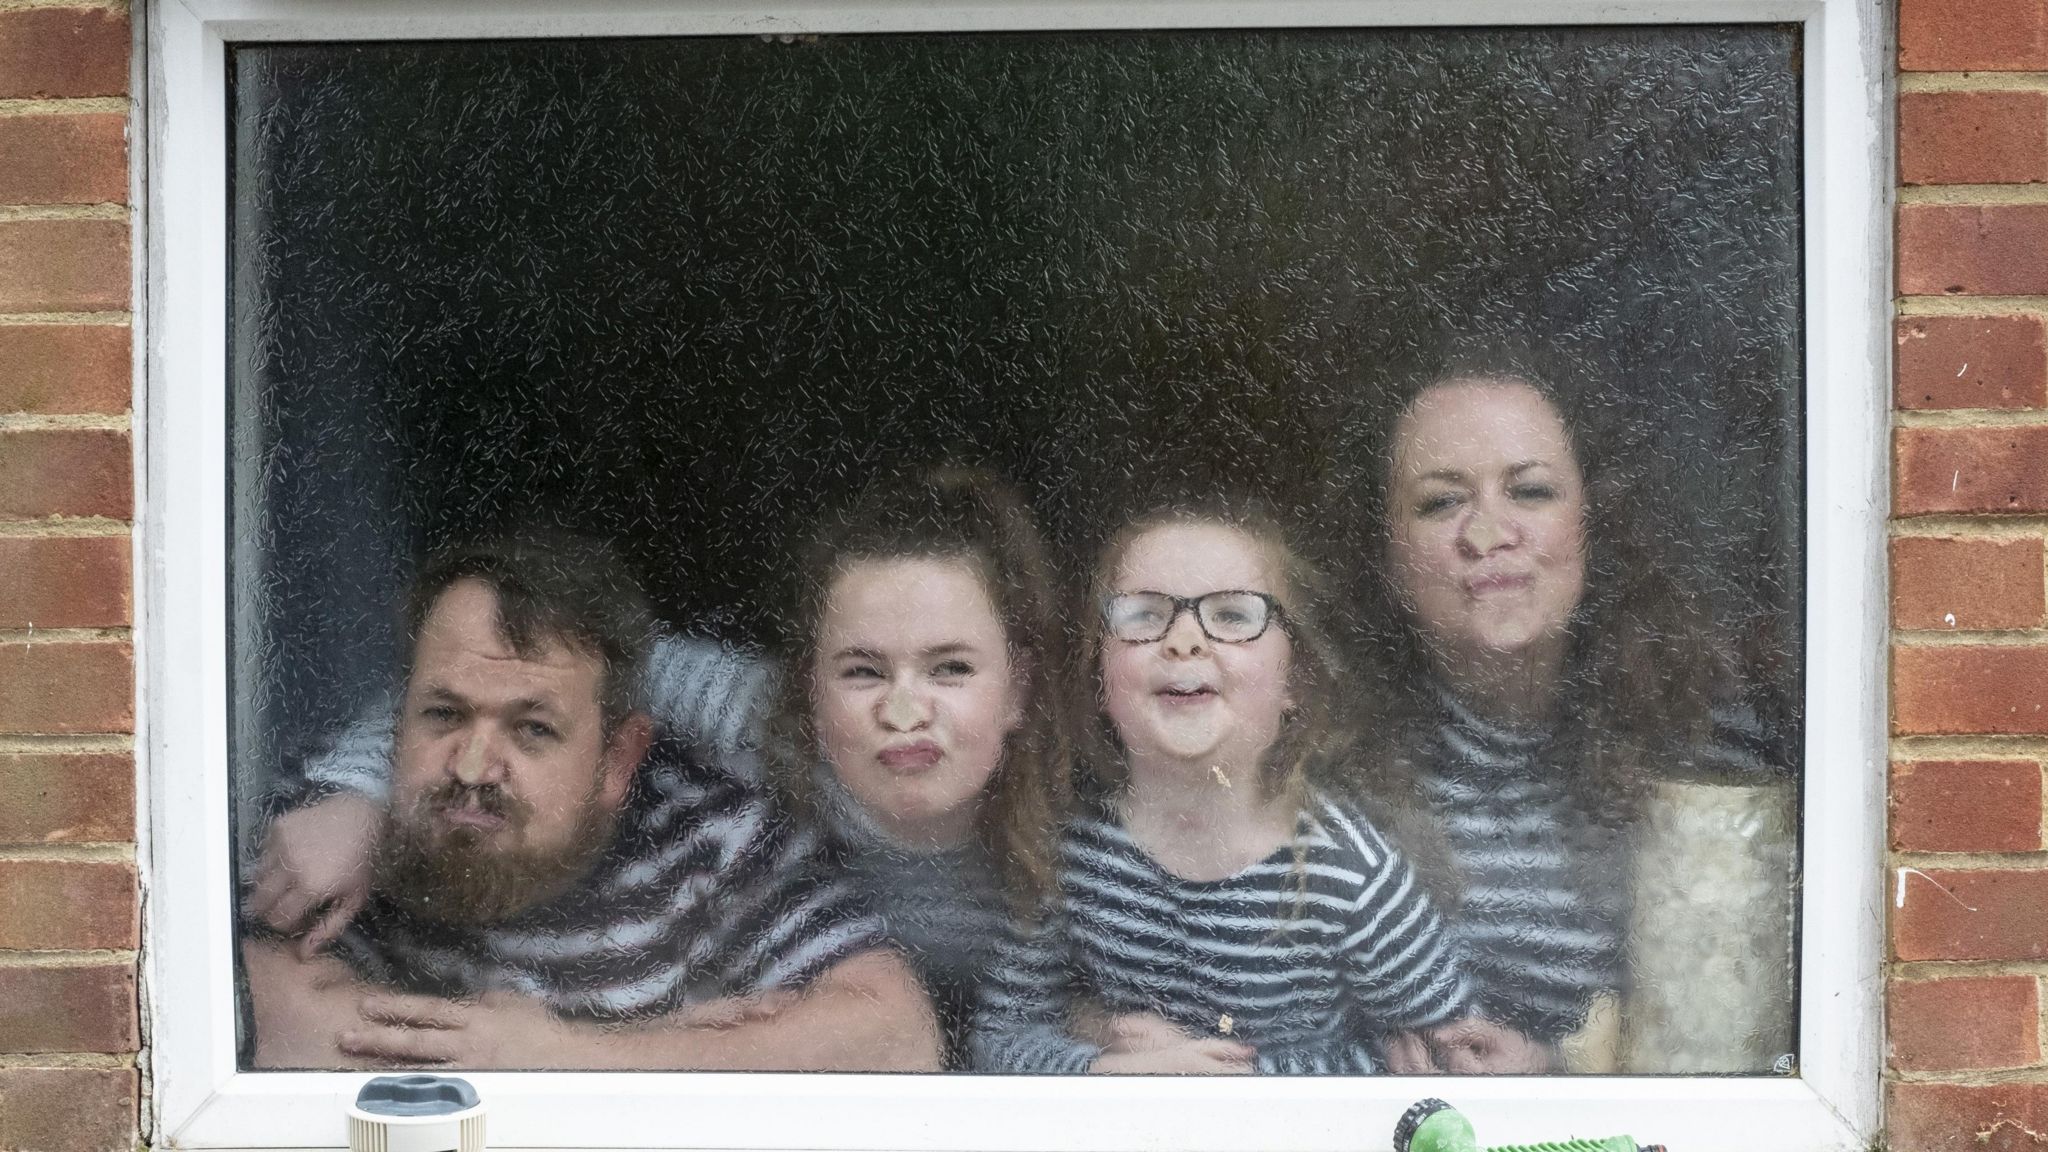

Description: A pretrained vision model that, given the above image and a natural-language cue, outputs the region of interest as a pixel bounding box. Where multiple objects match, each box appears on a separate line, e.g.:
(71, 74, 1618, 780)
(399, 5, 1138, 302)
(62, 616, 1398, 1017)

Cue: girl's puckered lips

(877, 739, 944, 771)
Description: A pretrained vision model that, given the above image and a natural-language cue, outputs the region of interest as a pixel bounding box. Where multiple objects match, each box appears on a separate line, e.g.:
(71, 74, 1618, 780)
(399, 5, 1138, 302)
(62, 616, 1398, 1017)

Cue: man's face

(379, 578, 644, 925)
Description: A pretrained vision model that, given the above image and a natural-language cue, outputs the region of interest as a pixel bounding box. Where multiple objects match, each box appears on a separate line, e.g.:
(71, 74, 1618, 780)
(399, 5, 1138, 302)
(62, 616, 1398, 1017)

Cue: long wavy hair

(1344, 337, 1727, 818)
(769, 464, 1070, 915)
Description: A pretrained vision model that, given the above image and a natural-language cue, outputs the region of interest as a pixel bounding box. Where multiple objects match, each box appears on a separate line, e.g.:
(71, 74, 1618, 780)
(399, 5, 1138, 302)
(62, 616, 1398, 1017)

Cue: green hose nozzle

(1392, 1099, 1666, 1152)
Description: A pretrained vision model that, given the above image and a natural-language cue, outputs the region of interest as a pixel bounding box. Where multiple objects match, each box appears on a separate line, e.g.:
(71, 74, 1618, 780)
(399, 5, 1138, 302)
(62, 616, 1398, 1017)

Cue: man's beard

(374, 777, 619, 928)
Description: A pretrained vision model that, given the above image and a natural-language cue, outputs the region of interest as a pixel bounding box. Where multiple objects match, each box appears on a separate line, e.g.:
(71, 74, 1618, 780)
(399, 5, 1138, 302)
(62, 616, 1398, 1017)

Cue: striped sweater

(281, 636, 883, 1019)
(331, 740, 887, 1021)
(968, 790, 1471, 1074)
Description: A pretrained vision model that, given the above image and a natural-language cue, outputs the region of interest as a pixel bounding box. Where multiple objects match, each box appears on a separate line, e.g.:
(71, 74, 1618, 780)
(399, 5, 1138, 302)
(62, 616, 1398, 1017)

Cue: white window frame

(141, 1, 1891, 1148)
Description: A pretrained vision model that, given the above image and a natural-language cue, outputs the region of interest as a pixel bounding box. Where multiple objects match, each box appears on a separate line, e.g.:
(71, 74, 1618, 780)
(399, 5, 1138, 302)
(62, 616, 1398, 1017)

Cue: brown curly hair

(1342, 336, 1728, 819)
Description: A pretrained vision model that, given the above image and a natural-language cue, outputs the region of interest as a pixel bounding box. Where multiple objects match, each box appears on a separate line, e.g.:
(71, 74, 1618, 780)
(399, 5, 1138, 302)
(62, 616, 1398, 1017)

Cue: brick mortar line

(1896, 410, 2048, 429)
(0, 844, 136, 863)
(1893, 959, 2048, 979)
(1890, 517, 2048, 538)
(1891, 513, 2048, 529)
(0, 949, 134, 967)
(0, 734, 133, 752)
(1892, 747, 2048, 763)
(1891, 732, 2048, 748)
(1898, 186, 2048, 206)
(0, 0, 129, 9)
(0, 412, 129, 431)
(0, 518, 130, 538)
(1893, 735, 2048, 757)
(0, 1053, 135, 1069)
(0, 312, 129, 327)
(1900, 72, 2048, 93)
(0, 98, 129, 117)
(1892, 850, 2048, 869)
(0, 627, 130, 643)
(1898, 297, 2048, 317)
(1892, 630, 2048, 647)
(0, 204, 126, 222)
(1887, 1068, 2048, 1086)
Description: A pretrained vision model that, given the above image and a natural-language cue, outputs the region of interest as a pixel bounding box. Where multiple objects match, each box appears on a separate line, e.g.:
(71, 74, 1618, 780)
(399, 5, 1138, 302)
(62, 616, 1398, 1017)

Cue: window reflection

(231, 27, 1801, 1074)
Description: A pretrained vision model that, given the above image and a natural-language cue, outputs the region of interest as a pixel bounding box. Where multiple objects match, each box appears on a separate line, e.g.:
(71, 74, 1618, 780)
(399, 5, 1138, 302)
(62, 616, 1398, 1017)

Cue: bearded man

(240, 536, 938, 1070)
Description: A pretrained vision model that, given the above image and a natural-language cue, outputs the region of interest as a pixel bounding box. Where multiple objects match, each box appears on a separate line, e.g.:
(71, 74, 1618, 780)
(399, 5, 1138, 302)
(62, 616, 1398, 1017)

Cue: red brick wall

(0, 4, 139, 1151)
(1890, 0, 2048, 1147)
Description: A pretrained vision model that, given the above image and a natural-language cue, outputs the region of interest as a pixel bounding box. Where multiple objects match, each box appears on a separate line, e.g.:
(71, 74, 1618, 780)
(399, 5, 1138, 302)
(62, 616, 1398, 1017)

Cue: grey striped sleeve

(642, 634, 779, 761)
(295, 694, 398, 804)
(965, 909, 1100, 1074)
(1324, 801, 1472, 1033)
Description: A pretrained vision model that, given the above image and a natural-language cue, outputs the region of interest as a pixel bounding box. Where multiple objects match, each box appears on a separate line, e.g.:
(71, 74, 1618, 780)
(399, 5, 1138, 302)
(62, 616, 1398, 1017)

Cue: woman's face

(1098, 521, 1295, 773)
(1386, 377, 1588, 671)
(811, 556, 1023, 848)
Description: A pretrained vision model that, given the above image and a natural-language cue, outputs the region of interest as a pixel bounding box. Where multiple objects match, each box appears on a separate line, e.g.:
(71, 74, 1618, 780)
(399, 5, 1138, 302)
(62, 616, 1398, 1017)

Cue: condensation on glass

(228, 27, 1804, 1075)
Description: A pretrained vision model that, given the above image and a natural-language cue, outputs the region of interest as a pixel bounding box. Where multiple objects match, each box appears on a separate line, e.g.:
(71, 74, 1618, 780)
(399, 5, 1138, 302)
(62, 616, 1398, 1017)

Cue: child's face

(1099, 522, 1295, 772)
(811, 555, 1024, 847)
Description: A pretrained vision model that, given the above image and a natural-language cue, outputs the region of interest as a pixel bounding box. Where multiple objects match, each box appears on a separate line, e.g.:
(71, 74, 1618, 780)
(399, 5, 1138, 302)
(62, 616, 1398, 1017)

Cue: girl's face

(1098, 522, 1295, 772)
(811, 556, 1023, 847)
(1386, 377, 1588, 670)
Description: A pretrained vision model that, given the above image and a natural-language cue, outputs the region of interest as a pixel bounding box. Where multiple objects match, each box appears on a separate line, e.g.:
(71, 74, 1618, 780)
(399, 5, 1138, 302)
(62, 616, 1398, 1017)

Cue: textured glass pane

(230, 27, 1802, 1076)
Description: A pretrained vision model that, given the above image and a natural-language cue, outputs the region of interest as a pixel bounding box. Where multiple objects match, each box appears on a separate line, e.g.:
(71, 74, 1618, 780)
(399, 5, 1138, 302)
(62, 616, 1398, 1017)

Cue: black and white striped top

(281, 635, 881, 1019)
(1414, 686, 1781, 1041)
(333, 740, 887, 1021)
(968, 790, 1471, 1074)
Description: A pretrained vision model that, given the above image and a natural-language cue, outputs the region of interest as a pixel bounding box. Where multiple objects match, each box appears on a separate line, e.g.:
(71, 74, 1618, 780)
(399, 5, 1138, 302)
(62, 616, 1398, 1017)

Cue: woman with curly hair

(1345, 340, 1788, 1074)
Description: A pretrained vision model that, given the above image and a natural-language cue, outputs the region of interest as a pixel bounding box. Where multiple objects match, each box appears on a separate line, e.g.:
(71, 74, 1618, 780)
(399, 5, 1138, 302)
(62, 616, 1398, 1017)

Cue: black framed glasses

(1102, 590, 1286, 645)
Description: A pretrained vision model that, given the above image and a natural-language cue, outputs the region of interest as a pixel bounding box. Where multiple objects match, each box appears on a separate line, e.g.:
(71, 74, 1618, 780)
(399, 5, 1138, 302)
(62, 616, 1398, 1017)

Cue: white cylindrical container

(1621, 778, 1797, 1074)
(347, 1075, 487, 1152)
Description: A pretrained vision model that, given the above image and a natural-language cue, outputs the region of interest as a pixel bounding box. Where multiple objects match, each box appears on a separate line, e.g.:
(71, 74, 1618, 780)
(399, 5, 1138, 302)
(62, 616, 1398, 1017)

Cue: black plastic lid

(1392, 1098, 1453, 1152)
(353, 1075, 480, 1117)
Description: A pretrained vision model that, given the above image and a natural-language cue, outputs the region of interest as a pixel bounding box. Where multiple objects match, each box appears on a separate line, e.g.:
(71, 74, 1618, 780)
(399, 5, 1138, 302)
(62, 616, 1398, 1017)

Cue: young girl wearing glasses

(968, 501, 1471, 1074)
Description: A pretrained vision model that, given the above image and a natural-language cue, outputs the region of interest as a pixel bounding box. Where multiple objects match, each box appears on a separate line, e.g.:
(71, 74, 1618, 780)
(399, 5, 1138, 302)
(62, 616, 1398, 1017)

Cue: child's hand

(1095, 1011, 1203, 1055)
(245, 793, 382, 959)
(340, 987, 566, 1068)
(1426, 1016, 1559, 1074)
(1089, 1036, 1255, 1075)
(1081, 1012, 1255, 1073)
(1382, 1030, 1441, 1073)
